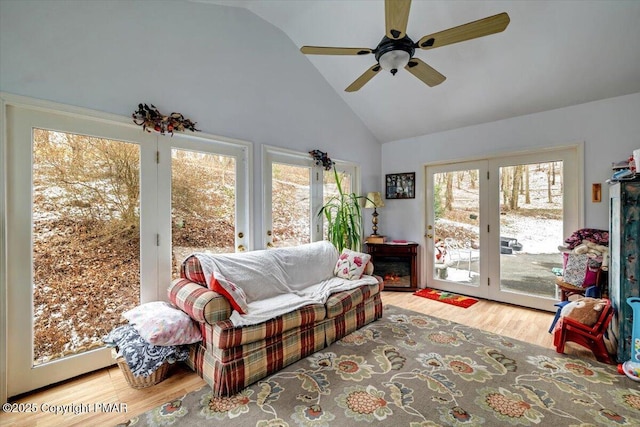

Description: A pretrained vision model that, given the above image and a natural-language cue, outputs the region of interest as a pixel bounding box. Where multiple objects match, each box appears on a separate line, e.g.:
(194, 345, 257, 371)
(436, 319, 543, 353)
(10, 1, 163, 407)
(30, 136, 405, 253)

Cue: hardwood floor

(2, 292, 595, 427)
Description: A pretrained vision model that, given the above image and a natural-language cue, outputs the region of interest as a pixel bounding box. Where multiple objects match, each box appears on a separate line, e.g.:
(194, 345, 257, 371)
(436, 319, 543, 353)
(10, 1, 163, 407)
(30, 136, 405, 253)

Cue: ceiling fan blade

(417, 12, 510, 50)
(385, 0, 412, 40)
(345, 64, 382, 92)
(404, 58, 446, 87)
(300, 46, 373, 56)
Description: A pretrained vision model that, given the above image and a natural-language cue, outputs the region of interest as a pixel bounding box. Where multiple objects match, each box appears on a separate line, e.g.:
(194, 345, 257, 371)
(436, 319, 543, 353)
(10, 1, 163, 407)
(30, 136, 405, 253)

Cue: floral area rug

(118, 305, 639, 426)
(414, 287, 479, 308)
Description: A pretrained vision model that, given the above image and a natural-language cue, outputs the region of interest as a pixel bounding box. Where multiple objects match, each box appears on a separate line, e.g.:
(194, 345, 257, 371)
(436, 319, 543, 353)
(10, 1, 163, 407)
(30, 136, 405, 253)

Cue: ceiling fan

(300, 0, 510, 92)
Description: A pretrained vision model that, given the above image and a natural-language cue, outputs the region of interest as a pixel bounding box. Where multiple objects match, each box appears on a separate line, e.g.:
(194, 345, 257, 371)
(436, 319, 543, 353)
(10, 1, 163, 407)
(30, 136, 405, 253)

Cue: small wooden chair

(553, 298, 615, 364)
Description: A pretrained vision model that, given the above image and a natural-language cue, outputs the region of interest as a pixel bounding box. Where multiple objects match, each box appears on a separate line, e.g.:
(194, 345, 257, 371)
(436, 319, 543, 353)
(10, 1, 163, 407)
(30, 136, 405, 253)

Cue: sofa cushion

(325, 283, 380, 319)
(334, 249, 372, 280)
(208, 324, 317, 363)
(209, 303, 326, 349)
(168, 278, 231, 324)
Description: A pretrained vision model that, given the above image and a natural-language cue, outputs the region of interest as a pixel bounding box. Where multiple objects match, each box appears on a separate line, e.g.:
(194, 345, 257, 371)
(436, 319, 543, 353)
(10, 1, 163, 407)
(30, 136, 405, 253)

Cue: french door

(262, 146, 358, 249)
(425, 148, 580, 311)
(4, 100, 250, 397)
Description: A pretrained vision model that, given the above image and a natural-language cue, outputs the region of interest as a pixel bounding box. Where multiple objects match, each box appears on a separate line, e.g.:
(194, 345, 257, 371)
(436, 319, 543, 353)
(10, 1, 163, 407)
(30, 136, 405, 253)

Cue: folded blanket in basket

(103, 325, 189, 377)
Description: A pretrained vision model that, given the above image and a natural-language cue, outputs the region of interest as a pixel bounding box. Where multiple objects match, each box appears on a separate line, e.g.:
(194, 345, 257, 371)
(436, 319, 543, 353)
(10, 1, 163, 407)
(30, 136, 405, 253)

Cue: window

(3, 97, 251, 397)
(262, 146, 359, 248)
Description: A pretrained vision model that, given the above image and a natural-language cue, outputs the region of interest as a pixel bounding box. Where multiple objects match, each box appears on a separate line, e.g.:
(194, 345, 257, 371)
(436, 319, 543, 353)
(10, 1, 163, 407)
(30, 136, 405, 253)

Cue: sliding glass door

(425, 148, 580, 311)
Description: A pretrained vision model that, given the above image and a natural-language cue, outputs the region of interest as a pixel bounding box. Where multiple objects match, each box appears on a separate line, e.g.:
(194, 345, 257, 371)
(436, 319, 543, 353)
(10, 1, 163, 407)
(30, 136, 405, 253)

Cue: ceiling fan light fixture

(378, 49, 410, 75)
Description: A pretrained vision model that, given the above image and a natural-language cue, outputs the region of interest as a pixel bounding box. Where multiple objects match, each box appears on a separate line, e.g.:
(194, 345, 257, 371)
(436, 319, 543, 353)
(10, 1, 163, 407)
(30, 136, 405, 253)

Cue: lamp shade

(378, 50, 410, 75)
(365, 192, 385, 208)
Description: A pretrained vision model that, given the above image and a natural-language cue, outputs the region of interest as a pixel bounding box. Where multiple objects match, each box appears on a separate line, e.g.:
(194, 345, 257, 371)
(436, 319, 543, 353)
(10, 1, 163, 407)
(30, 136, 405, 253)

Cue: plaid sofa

(169, 254, 383, 397)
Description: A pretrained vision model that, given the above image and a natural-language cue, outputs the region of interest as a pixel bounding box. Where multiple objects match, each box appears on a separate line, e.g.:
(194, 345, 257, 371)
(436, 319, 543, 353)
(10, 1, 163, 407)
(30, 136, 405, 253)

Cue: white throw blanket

(193, 241, 378, 326)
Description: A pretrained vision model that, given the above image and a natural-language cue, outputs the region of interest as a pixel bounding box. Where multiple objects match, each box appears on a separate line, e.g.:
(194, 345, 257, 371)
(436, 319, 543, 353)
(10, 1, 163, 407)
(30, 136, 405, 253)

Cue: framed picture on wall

(386, 172, 415, 199)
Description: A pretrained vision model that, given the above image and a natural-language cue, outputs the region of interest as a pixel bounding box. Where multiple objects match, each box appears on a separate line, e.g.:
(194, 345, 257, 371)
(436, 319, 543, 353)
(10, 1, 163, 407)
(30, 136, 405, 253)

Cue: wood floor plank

(2, 292, 595, 427)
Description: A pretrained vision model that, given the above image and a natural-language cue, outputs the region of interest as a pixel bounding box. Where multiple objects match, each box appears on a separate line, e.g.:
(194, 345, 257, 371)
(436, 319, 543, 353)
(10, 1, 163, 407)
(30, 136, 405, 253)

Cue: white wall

(381, 92, 640, 241)
(0, 0, 381, 248)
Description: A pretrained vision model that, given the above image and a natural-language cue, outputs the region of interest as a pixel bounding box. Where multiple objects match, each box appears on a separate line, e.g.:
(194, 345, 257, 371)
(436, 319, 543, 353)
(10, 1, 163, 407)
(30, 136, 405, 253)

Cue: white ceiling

(200, 1, 640, 143)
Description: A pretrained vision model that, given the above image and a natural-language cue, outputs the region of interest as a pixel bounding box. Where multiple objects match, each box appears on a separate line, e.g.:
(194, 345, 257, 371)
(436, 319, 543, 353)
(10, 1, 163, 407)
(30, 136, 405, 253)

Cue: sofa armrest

(168, 278, 232, 325)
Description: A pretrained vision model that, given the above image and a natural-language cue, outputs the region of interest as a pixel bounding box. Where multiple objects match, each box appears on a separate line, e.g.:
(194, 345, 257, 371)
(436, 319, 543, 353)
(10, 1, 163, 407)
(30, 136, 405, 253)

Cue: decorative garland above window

(132, 103, 200, 136)
(309, 149, 334, 170)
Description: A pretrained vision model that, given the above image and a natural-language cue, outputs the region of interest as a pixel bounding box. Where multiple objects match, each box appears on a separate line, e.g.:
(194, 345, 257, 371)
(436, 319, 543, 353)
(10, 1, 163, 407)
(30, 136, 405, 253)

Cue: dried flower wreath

(309, 149, 334, 170)
(132, 103, 200, 136)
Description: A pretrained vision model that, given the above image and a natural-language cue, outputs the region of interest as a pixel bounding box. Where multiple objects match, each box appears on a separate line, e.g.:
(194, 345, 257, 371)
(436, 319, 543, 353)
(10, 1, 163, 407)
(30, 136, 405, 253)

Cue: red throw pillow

(210, 273, 249, 314)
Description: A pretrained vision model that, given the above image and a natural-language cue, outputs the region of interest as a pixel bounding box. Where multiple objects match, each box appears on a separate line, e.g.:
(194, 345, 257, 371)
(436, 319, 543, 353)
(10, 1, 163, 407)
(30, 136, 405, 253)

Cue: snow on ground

(500, 215, 563, 254)
(438, 215, 563, 255)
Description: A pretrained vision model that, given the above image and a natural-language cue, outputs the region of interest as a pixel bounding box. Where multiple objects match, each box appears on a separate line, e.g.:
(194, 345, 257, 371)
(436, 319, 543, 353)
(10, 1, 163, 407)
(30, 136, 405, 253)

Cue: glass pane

(324, 169, 352, 198)
(323, 169, 352, 240)
(171, 149, 236, 278)
(432, 169, 480, 285)
(498, 162, 563, 298)
(272, 163, 311, 247)
(32, 129, 140, 365)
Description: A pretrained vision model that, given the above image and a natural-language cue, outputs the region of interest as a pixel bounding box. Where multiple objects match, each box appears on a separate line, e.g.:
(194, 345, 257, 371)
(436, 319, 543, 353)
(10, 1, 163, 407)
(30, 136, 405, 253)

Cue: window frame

(0, 93, 252, 398)
(262, 145, 360, 249)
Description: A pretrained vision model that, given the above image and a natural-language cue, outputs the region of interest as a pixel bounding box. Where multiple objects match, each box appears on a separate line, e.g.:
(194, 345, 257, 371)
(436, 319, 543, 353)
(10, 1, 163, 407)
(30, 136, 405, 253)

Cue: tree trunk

(525, 166, 531, 204)
(445, 172, 454, 211)
(547, 164, 553, 203)
(510, 166, 522, 210)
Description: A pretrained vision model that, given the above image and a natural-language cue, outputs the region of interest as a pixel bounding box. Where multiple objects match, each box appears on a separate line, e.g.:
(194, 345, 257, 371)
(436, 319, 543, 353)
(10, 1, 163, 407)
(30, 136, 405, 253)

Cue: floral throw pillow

(123, 301, 202, 346)
(334, 249, 372, 280)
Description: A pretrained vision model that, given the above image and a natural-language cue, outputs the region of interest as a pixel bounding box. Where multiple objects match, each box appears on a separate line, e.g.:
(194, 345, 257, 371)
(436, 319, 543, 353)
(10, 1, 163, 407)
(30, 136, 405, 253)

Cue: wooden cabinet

(609, 181, 640, 363)
(366, 243, 418, 291)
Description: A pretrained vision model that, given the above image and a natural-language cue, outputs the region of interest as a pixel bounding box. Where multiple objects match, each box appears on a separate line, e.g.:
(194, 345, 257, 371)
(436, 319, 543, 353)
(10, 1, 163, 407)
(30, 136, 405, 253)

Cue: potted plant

(319, 167, 368, 252)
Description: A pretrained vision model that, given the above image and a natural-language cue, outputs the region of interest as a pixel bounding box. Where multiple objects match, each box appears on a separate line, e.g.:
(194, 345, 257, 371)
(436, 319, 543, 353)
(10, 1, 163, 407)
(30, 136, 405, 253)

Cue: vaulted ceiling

(201, 1, 640, 143)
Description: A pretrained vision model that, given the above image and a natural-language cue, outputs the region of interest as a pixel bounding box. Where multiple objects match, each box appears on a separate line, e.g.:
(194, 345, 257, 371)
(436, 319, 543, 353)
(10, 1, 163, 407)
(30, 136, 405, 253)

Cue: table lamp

(364, 192, 385, 238)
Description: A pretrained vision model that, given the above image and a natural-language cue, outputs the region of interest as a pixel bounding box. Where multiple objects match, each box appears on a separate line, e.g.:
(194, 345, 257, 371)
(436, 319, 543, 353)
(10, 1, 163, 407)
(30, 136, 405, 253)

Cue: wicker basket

(112, 349, 170, 389)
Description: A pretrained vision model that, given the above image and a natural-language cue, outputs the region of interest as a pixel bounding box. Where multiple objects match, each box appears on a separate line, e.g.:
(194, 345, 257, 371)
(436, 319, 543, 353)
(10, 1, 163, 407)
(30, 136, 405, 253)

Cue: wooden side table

(365, 242, 418, 291)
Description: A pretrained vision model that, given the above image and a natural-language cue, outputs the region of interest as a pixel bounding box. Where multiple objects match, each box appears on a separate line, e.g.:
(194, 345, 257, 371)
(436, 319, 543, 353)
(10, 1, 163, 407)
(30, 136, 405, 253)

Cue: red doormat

(414, 288, 479, 308)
